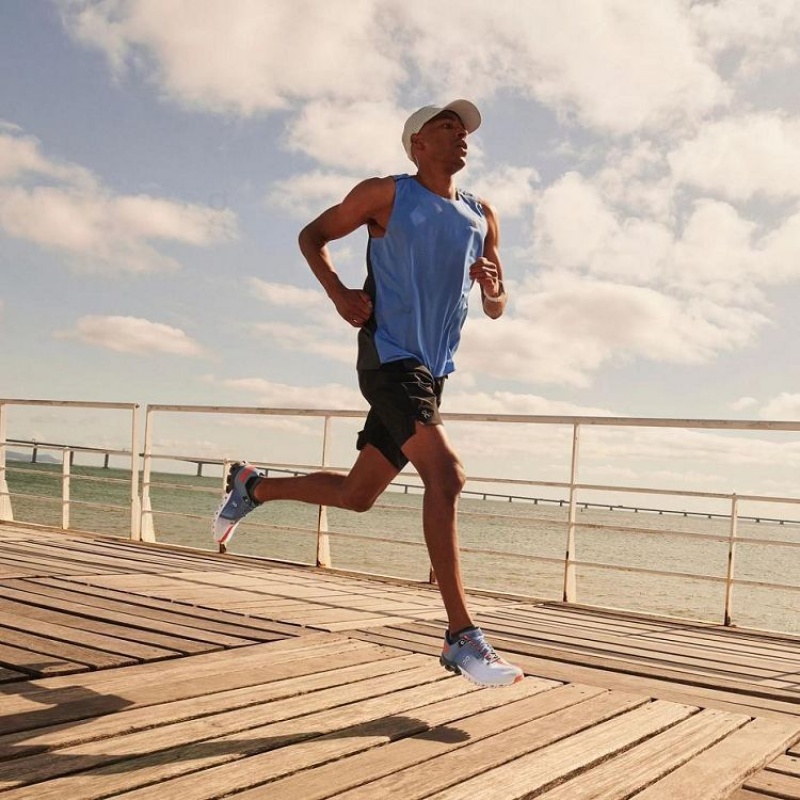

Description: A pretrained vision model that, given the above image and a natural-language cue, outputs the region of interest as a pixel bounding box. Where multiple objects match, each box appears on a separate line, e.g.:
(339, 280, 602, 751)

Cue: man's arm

(469, 201, 507, 320)
(298, 176, 394, 327)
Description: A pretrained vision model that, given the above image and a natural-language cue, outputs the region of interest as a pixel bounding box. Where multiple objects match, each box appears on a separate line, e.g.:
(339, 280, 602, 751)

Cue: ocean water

(6, 460, 800, 635)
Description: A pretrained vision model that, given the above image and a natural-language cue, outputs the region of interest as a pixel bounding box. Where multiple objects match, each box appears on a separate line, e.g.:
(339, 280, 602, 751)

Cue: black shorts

(357, 359, 446, 470)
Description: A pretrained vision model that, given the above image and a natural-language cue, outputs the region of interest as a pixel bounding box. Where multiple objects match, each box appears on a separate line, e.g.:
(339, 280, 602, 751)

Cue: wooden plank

(0, 666, 28, 683)
(0, 602, 180, 661)
(0, 552, 91, 576)
(420, 700, 699, 800)
(745, 770, 800, 799)
(0, 637, 389, 735)
(108, 677, 562, 800)
(321, 696, 689, 800)
(361, 622, 800, 704)
(449, 618, 800, 686)
(16, 538, 232, 572)
(632, 717, 800, 800)
(0, 584, 253, 648)
(489, 607, 800, 668)
(492, 610, 800, 675)
(766, 753, 800, 776)
(0, 652, 432, 757)
(1, 541, 162, 575)
(0, 641, 85, 677)
(31, 577, 301, 638)
(535, 709, 749, 799)
(257, 683, 613, 800)
(0, 593, 224, 658)
(0, 625, 136, 670)
(0, 665, 474, 799)
(532, 604, 800, 654)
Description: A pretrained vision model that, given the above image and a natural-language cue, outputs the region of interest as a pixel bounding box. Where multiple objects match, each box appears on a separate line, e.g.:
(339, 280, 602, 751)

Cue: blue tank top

(357, 175, 487, 377)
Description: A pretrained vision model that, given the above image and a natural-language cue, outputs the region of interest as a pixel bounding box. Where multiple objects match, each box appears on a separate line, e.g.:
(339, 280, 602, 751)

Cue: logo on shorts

(420, 408, 433, 421)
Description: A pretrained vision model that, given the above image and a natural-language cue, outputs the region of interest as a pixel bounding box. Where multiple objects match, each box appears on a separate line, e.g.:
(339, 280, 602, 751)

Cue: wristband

(483, 291, 506, 303)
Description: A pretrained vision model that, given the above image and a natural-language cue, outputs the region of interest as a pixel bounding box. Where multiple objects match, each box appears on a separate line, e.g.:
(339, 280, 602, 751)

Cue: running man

(213, 100, 523, 687)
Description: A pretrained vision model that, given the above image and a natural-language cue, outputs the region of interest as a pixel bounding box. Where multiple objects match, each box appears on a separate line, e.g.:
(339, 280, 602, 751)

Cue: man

(213, 99, 523, 687)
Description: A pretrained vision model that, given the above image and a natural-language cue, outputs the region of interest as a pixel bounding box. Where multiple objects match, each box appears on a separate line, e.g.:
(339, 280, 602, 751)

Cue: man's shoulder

(348, 175, 399, 204)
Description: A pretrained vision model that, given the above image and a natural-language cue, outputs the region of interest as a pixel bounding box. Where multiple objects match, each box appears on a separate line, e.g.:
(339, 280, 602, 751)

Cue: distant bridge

(5, 438, 800, 526)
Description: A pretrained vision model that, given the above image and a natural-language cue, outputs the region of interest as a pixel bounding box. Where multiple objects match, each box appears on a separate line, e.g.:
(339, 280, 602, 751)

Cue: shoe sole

(439, 655, 523, 688)
(212, 462, 247, 544)
(212, 490, 238, 544)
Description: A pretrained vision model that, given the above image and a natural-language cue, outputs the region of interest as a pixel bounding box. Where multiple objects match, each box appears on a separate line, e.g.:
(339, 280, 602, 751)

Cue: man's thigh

(358, 361, 445, 469)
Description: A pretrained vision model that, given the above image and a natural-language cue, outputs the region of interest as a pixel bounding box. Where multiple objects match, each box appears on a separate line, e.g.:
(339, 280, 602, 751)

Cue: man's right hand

(331, 287, 373, 327)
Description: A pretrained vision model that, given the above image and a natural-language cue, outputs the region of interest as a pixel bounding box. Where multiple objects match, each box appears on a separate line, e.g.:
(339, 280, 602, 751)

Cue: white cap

(401, 99, 481, 162)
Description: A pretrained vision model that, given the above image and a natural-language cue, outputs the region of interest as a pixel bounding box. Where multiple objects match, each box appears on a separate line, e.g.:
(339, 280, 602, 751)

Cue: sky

(3, 0, 800, 506)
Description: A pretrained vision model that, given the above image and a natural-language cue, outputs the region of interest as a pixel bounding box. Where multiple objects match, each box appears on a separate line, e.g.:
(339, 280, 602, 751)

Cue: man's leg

(251, 444, 400, 513)
(400, 421, 471, 632)
(401, 421, 524, 686)
(212, 444, 399, 546)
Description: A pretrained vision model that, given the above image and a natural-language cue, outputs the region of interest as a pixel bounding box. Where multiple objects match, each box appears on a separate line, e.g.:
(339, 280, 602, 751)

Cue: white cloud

(669, 114, 800, 202)
(56, 315, 204, 356)
(691, 0, 800, 76)
(266, 170, 359, 220)
(458, 273, 768, 386)
(758, 209, 800, 284)
(670, 200, 760, 291)
(0, 130, 94, 186)
(285, 100, 409, 173)
(446, 388, 613, 417)
(252, 321, 356, 365)
(59, 0, 404, 116)
(731, 396, 758, 412)
(220, 377, 366, 409)
(468, 165, 539, 219)
(0, 127, 237, 273)
(60, 0, 727, 138)
(533, 172, 672, 283)
(248, 279, 327, 312)
(760, 393, 800, 420)
(402, 0, 728, 134)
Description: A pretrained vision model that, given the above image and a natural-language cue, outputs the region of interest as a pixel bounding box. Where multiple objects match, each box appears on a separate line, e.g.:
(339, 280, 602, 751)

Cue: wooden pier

(2, 522, 800, 798)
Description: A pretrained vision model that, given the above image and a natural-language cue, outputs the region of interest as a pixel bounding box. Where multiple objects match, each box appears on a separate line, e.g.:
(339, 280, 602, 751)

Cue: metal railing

(0, 399, 141, 539)
(4, 398, 800, 630)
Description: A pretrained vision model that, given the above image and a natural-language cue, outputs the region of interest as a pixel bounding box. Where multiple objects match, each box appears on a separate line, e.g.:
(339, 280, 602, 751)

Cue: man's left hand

(469, 257, 502, 298)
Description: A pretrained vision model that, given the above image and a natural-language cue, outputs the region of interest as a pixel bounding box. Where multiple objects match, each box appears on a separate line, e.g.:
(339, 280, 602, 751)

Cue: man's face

(412, 111, 468, 171)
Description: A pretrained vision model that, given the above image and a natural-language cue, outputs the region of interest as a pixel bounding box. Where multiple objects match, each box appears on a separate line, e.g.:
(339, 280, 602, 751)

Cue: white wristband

(483, 291, 506, 303)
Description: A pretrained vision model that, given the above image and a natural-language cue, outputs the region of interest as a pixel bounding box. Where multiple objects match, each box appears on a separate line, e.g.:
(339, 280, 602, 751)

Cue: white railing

(0, 399, 141, 539)
(4, 398, 800, 631)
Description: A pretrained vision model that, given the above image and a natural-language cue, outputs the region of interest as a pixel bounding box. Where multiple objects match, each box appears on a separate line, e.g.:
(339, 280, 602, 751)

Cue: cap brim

(442, 99, 481, 134)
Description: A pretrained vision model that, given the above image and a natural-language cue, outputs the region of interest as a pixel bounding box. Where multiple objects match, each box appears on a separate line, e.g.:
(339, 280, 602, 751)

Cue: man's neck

(414, 168, 458, 199)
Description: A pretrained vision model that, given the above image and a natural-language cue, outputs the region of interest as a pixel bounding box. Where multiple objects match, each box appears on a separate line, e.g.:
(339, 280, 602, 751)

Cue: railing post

(129, 404, 141, 541)
(723, 493, 739, 626)
(139, 407, 155, 542)
(61, 448, 71, 530)
(0, 402, 12, 522)
(316, 416, 332, 568)
(563, 423, 581, 603)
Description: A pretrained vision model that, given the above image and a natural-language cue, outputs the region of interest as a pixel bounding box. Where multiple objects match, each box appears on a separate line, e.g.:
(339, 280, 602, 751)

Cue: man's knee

(340, 488, 378, 513)
(429, 460, 466, 500)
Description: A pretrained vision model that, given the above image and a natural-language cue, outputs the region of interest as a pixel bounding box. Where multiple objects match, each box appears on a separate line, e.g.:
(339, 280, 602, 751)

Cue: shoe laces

(459, 630, 500, 663)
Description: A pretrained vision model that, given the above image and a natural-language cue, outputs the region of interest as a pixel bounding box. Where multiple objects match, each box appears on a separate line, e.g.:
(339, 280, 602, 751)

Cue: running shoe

(212, 462, 263, 546)
(440, 626, 524, 687)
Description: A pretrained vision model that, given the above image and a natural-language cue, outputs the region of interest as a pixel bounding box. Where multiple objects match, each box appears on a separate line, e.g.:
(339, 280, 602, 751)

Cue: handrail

(0, 399, 140, 539)
(4, 398, 800, 632)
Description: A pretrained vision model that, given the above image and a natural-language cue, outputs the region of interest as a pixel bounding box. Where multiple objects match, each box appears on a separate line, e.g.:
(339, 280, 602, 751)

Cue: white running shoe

(212, 462, 263, 546)
(440, 627, 524, 687)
